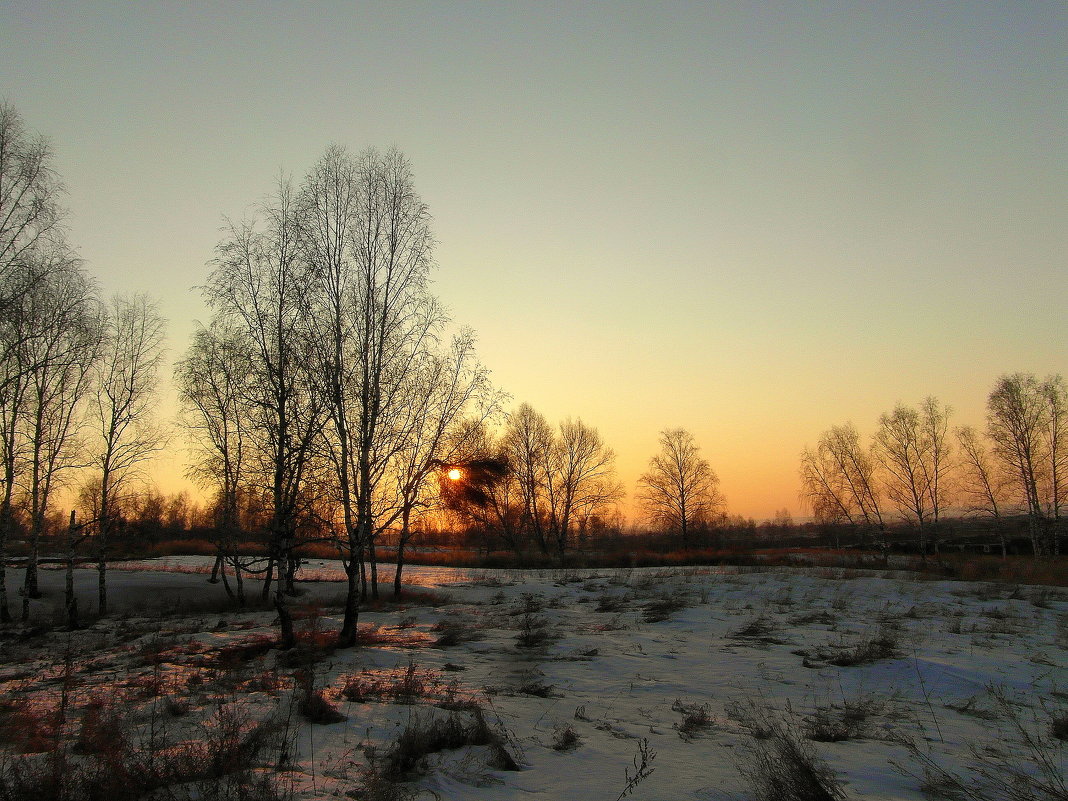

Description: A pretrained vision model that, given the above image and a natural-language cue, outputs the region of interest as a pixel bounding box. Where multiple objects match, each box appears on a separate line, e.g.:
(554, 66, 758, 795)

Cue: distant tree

(503, 403, 556, 554)
(800, 423, 887, 553)
(986, 373, 1053, 555)
(955, 424, 1012, 557)
(873, 397, 952, 557)
(551, 417, 623, 556)
(637, 428, 724, 544)
(384, 331, 499, 596)
(90, 294, 166, 616)
(919, 397, 953, 526)
(438, 420, 521, 552)
(1041, 375, 1067, 524)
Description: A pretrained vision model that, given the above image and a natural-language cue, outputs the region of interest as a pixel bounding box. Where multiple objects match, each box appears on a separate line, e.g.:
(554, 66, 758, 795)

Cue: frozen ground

(1, 558, 1066, 800)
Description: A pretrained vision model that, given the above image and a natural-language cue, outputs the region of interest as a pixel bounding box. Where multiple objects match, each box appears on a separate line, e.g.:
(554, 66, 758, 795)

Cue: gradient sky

(2, 3, 1066, 520)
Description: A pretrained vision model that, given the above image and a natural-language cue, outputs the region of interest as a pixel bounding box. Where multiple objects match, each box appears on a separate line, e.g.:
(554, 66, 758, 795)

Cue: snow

(1, 559, 1066, 799)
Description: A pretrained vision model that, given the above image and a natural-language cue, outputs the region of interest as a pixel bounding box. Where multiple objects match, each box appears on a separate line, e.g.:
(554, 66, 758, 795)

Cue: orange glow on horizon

(447, 468, 463, 481)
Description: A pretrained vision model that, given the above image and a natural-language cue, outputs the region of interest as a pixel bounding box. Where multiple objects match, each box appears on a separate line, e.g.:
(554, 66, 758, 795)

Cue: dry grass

(736, 712, 846, 801)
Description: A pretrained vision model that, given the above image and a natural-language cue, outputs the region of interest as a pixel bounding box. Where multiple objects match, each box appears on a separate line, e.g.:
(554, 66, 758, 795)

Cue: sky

(2, 2, 1066, 521)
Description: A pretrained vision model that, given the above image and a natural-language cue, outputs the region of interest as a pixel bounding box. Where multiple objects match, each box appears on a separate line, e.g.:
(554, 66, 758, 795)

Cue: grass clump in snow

(798, 627, 902, 668)
(341, 660, 443, 706)
(641, 593, 689, 623)
(736, 714, 847, 801)
(515, 607, 553, 648)
(551, 724, 581, 751)
(802, 694, 886, 743)
(672, 699, 714, 741)
(375, 707, 519, 781)
(431, 617, 481, 648)
(730, 615, 784, 644)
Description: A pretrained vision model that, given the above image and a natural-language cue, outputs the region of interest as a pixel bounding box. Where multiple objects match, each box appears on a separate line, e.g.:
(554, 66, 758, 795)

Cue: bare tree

(90, 294, 166, 616)
(298, 145, 438, 643)
(175, 321, 252, 603)
(0, 103, 72, 622)
(205, 181, 324, 648)
(0, 102, 64, 322)
(18, 264, 100, 604)
(987, 373, 1051, 555)
(1041, 375, 1067, 525)
(800, 423, 886, 552)
(503, 403, 556, 554)
(956, 424, 1012, 557)
(873, 397, 952, 558)
(637, 428, 724, 544)
(552, 417, 623, 556)
(385, 330, 498, 596)
(438, 420, 522, 553)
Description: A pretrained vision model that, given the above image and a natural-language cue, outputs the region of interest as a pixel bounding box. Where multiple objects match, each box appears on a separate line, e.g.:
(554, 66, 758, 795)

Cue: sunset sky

(2, 3, 1065, 520)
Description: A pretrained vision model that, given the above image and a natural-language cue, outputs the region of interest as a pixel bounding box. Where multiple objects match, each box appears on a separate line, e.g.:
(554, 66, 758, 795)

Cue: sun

(447, 468, 463, 481)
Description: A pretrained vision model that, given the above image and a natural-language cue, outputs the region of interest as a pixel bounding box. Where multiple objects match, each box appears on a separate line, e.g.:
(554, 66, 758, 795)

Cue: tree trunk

(217, 552, 235, 601)
(261, 556, 274, 600)
(368, 534, 379, 600)
(65, 511, 79, 629)
(338, 556, 360, 647)
(233, 557, 245, 605)
(394, 509, 410, 600)
(0, 494, 11, 624)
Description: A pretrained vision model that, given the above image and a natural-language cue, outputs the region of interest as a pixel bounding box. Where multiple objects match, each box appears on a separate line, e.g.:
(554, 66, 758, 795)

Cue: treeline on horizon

(1, 103, 1064, 643)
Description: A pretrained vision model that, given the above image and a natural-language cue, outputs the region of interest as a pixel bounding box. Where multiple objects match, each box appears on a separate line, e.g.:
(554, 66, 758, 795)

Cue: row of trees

(441, 417, 728, 552)
(800, 374, 1066, 557)
(0, 103, 733, 645)
(0, 103, 166, 623)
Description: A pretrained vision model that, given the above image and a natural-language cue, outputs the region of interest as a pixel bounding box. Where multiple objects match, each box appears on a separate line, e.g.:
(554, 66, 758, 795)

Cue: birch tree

(987, 373, 1050, 555)
(90, 293, 166, 615)
(298, 146, 437, 644)
(175, 321, 252, 603)
(205, 181, 324, 647)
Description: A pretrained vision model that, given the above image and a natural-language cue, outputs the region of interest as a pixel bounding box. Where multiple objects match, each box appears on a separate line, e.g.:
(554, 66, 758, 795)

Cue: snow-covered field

(2, 559, 1066, 800)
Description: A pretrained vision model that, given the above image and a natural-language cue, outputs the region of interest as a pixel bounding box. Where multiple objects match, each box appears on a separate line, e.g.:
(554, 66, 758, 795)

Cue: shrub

(0, 702, 293, 801)
(731, 616, 782, 643)
(828, 630, 899, 666)
(431, 617, 481, 648)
